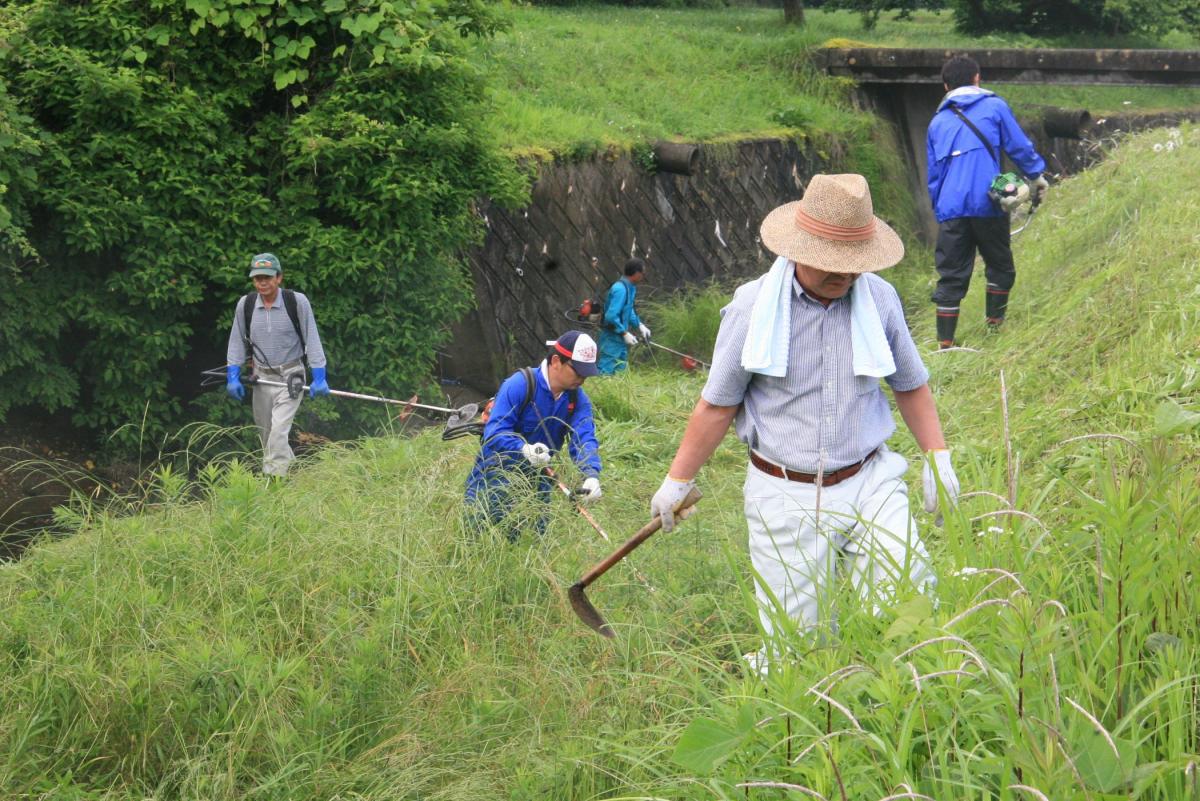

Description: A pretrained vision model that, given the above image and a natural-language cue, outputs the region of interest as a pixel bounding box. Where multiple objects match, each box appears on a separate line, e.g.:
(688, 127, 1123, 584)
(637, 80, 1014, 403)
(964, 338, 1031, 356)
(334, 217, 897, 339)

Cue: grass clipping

(3, 126, 1200, 800)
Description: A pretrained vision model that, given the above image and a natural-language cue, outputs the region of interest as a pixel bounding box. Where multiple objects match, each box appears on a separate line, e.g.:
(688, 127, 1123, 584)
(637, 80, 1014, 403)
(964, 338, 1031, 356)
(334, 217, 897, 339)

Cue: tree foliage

(0, 0, 527, 446)
(949, 0, 1200, 36)
(822, 0, 944, 30)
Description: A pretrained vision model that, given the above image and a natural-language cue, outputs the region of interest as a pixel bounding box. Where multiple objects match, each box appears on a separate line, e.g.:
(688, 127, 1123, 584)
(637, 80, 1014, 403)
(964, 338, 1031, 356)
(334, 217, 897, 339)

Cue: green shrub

(949, 0, 1200, 36)
(0, 0, 527, 449)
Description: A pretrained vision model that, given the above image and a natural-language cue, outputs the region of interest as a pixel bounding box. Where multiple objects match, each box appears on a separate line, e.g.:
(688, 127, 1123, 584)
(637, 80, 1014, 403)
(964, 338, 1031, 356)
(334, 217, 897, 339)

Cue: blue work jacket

(926, 87, 1046, 222)
(603, 277, 641, 335)
(464, 363, 601, 499)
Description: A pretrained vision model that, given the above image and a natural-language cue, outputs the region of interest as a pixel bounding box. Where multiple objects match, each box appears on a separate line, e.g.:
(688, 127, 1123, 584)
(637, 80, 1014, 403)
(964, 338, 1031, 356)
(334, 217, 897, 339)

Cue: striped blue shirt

(702, 272, 928, 472)
(226, 290, 326, 370)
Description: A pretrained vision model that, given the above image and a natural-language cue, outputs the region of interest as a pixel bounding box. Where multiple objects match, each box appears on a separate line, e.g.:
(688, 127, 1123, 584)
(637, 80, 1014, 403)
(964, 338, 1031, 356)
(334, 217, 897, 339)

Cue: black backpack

(241, 289, 306, 364)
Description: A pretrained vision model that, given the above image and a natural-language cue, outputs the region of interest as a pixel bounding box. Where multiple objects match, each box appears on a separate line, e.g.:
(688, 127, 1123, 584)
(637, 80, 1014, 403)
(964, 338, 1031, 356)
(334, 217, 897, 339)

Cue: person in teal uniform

(597, 258, 651, 374)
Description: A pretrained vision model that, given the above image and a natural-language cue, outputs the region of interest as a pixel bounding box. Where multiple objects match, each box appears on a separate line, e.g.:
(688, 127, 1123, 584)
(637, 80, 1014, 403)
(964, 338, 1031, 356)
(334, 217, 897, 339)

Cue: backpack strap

(566, 389, 578, 425)
(240, 289, 308, 365)
(949, 106, 1000, 170)
(517, 366, 536, 419)
(281, 289, 307, 358)
(241, 293, 256, 357)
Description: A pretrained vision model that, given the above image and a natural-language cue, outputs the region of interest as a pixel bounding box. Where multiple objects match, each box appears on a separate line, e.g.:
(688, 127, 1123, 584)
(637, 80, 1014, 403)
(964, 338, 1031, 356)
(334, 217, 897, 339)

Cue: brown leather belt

(750, 448, 878, 487)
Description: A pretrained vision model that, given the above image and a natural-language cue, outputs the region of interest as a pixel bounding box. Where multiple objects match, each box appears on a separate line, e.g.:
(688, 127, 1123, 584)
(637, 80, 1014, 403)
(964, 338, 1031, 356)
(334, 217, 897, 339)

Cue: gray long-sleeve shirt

(226, 290, 326, 370)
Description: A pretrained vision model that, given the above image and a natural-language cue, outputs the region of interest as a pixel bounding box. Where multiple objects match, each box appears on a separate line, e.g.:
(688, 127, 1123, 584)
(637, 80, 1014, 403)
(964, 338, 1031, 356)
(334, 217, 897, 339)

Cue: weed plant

(2, 128, 1200, 799)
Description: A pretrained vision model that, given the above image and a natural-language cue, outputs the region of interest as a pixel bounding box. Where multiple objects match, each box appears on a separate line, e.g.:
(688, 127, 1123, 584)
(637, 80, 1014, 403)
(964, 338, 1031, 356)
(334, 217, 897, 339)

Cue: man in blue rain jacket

(465, 331, 603, 540)
(598, 258, 651, 374)
(927, 54, 1048, 348)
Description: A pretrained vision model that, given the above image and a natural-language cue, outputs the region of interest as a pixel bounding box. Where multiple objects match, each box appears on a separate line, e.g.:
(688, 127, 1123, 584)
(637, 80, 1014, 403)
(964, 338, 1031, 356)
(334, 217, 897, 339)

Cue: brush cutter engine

(988, 172, 1029, 213)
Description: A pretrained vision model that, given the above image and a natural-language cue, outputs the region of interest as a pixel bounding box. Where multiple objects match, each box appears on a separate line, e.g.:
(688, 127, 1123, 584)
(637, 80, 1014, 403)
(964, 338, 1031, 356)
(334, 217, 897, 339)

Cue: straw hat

(759, 173, 904, 274)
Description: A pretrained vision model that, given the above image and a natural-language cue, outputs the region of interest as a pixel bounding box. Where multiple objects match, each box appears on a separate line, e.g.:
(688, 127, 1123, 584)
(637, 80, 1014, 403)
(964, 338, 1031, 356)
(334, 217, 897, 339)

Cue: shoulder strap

(241, 293, 256, 348)
(949, 106, 999, 170)
(517, 366, 536, 419)
(281, 289, 306, 357)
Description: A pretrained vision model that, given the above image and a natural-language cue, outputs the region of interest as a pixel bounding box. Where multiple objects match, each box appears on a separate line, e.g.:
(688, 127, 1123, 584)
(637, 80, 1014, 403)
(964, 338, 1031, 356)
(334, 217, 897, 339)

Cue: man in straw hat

(650, 174, 960, 671)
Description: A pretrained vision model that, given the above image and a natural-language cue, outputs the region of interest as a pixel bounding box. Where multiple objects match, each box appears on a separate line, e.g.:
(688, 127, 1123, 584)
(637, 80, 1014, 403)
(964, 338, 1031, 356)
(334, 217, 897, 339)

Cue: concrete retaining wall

(443, 139, 828, 390)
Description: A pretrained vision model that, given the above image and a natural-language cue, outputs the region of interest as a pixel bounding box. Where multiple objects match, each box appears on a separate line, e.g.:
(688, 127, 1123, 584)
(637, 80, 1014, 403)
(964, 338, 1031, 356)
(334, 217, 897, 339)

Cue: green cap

(249, 253, 281, 277)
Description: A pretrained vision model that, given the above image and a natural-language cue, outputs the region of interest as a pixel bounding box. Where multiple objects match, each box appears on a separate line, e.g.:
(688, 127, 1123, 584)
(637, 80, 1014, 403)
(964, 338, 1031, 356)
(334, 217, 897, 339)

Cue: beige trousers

(251, 363, 305, 476)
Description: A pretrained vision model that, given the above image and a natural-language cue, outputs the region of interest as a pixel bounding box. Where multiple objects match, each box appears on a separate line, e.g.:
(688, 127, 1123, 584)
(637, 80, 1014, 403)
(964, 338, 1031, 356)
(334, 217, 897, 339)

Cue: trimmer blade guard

(568, 582, 615, 639)
(445, 402, 479, 428)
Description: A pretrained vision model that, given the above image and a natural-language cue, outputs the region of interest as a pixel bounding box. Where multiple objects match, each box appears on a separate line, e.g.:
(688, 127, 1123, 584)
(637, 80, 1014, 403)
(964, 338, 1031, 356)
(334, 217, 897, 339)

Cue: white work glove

(922, 449, 960, 520)
(577, 476, 602, 505)
(650, 475, 695, 533)
(1030, 174, 1049, 204)
(638, 323, 652, 342)
(521, 442, 551, 467)
(623, 331, 639, 347)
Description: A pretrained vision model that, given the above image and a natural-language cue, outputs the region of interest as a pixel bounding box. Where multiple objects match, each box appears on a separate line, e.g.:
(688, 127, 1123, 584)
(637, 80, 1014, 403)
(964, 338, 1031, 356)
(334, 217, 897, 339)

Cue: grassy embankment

(2, 126, 1199, 799)
(476, 6, 1200, 160)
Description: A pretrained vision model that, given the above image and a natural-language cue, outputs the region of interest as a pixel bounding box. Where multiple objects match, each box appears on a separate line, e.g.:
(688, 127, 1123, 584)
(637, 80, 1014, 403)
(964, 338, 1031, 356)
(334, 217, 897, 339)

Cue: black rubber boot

(936, 305, 959, 349)
(985, 284, 1009, 329)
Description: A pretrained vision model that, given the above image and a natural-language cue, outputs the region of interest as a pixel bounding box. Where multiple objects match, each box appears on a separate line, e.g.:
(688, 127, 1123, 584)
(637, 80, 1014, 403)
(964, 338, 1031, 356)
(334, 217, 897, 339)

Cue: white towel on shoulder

(741, 257, 895, 378)
(740, 256, 792, 377)
(850, 276, 896, 378)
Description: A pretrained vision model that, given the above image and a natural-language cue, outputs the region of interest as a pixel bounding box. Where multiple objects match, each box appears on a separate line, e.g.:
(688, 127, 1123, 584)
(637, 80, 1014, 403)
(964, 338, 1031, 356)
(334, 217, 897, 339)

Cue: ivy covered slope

(0, 0, 526, 443)
(2, 127, 1199, 800)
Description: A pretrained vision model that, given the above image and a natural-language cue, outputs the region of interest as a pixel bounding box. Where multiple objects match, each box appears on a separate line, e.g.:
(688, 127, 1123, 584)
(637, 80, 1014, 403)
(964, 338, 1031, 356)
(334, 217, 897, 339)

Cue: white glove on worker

(521, 442, 551, 467)
(922, 449, 961, 518)
(623, 331, 639, 347)
(577, 476, 602, 505)
(638, 323, 652, 342)
(650, 475, 696, 533)
(1030, 174, 1049, 204)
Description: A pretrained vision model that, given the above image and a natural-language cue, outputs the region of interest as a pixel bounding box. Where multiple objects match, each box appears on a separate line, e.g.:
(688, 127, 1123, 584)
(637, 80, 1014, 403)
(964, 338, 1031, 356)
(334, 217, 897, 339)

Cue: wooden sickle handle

(576, 487, 702, 589)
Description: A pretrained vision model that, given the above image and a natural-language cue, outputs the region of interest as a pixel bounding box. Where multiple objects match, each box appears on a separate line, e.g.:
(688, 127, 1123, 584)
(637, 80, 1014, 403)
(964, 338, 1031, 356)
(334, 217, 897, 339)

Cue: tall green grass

(2, 127, 1200, 799)
(475, 7, 1200, 157)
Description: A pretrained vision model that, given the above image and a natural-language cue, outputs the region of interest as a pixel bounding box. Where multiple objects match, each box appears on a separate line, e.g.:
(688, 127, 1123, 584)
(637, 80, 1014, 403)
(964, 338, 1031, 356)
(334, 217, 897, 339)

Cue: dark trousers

(931, 216, 1016, 305)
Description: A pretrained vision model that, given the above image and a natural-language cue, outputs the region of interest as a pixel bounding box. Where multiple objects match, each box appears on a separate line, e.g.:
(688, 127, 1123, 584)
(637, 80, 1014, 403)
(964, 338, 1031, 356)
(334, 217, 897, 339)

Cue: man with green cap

(226, 252, 330, 477)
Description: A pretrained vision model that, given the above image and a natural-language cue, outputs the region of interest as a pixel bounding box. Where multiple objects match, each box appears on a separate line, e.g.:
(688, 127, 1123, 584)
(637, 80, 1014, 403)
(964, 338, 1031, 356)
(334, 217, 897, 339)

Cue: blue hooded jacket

(464, 362, 601, 501)
(926, 87, 1046, 223)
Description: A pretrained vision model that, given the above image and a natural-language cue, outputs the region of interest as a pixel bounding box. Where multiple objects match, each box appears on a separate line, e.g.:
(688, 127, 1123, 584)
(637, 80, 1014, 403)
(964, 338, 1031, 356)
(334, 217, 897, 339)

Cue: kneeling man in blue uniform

(465, 331, 603, 540)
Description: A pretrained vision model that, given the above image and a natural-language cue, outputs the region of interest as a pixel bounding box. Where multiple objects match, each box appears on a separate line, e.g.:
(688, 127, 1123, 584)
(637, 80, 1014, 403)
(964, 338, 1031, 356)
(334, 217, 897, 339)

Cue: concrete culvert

(653, 142, 700, 175)
(1041, 107, 1093, 139)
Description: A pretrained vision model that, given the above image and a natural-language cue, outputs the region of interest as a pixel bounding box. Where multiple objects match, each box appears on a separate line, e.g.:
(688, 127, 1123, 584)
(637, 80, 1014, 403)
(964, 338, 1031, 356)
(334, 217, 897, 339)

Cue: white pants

(743, 445, 935, 645)
(251, 364, 305, 476)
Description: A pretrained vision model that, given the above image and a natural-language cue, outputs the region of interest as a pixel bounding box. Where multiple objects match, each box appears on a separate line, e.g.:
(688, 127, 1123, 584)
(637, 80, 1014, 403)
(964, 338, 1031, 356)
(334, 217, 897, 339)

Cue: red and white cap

(546, 330, 599, 378)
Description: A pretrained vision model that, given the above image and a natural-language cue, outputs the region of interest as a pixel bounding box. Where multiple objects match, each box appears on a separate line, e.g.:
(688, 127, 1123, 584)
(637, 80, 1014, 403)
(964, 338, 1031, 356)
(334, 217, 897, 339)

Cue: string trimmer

(1010, 193, 1041, 236)
(563, 300, 710, 371)
(644, 340, 710, 371)
(201, 367, 479, 428)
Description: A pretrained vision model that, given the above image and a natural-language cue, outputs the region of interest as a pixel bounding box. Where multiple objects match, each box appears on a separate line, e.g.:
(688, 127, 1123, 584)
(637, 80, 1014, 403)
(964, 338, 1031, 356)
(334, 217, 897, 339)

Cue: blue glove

(309, 366, 330, 398)
(226, 365, 245, 401)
